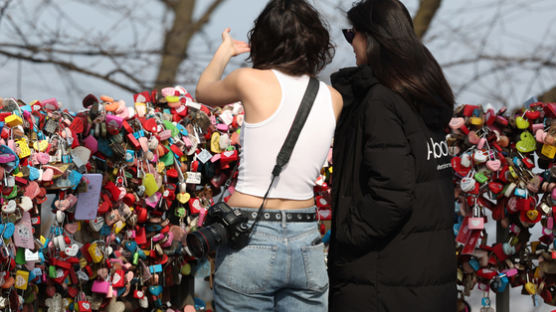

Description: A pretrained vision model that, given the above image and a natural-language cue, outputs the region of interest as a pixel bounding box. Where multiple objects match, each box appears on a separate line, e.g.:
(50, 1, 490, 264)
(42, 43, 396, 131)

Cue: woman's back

(226, 68, 341, 209)
(235, 69, 336, 202)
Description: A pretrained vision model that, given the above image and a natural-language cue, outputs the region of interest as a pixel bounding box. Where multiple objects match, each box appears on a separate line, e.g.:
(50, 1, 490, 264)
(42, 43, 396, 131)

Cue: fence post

(496, 221, 510, 312)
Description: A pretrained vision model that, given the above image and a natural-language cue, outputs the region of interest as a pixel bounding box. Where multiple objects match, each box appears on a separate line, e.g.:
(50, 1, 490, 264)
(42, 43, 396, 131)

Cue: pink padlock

(158, 130, 172, 141)
(162, 232, 174, 248)
(105, 114, 123, 128)
(91, 280, 110, 294)
(502, 268, 518, 277)
(477, 137, 486, 150)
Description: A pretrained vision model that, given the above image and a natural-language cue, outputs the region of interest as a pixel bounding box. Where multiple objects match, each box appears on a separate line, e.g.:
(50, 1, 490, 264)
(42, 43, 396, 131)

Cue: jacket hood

(331, 65, 452, 130)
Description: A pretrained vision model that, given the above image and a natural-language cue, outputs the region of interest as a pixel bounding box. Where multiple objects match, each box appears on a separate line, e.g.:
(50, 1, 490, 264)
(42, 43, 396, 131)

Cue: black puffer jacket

(328, 65, 456, 312)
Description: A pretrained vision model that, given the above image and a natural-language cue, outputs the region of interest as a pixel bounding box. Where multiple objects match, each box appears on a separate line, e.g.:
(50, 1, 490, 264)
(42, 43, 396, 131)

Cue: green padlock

(3, 185, 18, 199)
(15, 248, 26, 265)
(162, 120, 179, 138)
(474, 172, 488, 184)
(160, 150, 174, 166)
(175, 207, 186, 218)
(49, 265, 57, 279)
(133, 251, 139, 266)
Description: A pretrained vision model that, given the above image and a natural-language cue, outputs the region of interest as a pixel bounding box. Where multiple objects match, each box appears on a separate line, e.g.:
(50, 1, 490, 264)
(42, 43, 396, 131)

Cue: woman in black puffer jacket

(328, 1, 457, 311)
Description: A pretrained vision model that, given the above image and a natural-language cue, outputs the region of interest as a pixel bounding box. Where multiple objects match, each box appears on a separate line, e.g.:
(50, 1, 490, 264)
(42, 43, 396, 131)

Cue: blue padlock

(468, 258, 480, 271)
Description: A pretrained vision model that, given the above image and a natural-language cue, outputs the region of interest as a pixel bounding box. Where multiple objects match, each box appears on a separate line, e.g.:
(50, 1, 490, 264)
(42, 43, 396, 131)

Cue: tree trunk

(154, 0, 196, 89)
(154, 0, 225, 90)
(413, 0, 443, 39)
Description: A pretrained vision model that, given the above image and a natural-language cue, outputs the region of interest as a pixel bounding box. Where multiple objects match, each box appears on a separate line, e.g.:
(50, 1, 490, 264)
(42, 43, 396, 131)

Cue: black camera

(186, 202, 251, 258)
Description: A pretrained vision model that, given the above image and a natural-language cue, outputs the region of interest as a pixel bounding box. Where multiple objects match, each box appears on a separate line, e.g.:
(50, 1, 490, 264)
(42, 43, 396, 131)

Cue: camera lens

(186, 223, 229, 258)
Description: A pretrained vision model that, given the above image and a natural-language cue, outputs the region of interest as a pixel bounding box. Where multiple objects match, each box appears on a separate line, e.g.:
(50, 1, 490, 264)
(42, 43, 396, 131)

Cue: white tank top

(235, 69, 336, 200)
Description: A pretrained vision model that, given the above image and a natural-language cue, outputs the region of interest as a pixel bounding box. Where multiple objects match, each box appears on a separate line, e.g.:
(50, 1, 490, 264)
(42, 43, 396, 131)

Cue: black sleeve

(336, 97, 416, 248)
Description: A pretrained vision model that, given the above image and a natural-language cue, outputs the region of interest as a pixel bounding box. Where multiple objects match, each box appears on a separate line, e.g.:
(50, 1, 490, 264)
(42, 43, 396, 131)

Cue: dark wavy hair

(248, 0, 335, 76)
(348, 0, 454, 112)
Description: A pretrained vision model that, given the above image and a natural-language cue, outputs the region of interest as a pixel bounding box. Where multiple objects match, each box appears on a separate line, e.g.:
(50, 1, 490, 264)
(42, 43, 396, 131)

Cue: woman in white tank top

(194, 1, 342, 311)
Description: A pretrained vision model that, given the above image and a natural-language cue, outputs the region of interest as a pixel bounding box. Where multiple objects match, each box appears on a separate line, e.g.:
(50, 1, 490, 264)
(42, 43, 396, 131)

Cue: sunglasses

(342, 28, 355, 44)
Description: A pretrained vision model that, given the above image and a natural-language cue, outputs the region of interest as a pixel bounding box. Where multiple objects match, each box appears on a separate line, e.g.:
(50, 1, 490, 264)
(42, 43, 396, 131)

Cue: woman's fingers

(221, 27, 232, 41)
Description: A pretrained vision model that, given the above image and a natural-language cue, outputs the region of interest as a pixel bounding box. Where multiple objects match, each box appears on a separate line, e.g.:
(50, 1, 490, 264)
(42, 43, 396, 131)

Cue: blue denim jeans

(213, 206, 328, 312)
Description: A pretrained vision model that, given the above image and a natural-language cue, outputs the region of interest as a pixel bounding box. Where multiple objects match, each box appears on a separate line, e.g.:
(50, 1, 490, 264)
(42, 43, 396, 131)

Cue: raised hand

(221, 28, 250, 57)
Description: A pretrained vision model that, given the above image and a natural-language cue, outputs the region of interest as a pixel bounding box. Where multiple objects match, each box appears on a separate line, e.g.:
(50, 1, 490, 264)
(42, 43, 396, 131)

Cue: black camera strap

(248, 77, 320, 232)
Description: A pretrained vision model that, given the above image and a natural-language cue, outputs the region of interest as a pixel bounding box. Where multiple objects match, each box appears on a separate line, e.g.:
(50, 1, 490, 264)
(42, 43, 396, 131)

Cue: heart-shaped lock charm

(177, 192, 191, 204)
(90, 216, 105, 232)
(33, 140, 49, 152)
(18, 196, 33, 212)
(35, 152, 50, 165)
(64, 222, 79, 234)
(42, 168, 54, 182)
(536, 129, 547, 143)
(24, 181, 40, 199)
(71, 146, 91, 168)
(189, 198, 202, 214)
(486, 159, 501, 171)
(467, 131, 480, 145)
(515, 116, 530, 129)
(125, 241, 137, 252)
(133, 289, 145, 299)
(448, 117, 465, 130)
(516, 131, 536, 153)
(460, 177, 476, 192)
(526, 209, 539, 222)
(460, 153, 472, 167)
(148, 285, 163, 297)
(473, 150, 487, 163)
(2, 200, 16, 213)
(65, 244, 79, 257)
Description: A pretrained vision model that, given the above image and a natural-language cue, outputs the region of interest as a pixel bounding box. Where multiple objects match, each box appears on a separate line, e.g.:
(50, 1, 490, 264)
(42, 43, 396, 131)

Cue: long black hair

(248, 0, 334, 76)
(348, 0, 454, 112)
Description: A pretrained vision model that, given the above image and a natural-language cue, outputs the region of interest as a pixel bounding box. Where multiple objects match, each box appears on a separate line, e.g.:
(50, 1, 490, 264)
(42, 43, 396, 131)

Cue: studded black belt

(240, 210, 317, 222)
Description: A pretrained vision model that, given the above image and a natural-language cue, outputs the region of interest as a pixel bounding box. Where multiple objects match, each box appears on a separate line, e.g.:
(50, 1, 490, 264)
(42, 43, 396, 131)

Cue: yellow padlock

(525, 282, 537, 295)
(211, 132, 221, 153)
(14, 270, 29, 290)
(79, 257, 88, 269)
(542, 144, 556, 159)
(113, 220, 126, 234)
(5, 114, 22, 127)
(142, 173, 159, 197)
(88, 242, 104, 263)
(507, 166, 518, 179)
(33, 140, 49, 152)
(156, 162, 165, 173)
(469, 116, 483, 127)
(16, 138, 31, 158)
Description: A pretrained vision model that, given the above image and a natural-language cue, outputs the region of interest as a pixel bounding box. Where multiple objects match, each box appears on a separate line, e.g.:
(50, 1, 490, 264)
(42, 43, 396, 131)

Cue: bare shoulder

(327, 84, 344, 120)
(231, 68, 275, 92)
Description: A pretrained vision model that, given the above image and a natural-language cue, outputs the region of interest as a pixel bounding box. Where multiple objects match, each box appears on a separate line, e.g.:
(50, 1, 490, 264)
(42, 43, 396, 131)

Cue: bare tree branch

(413, 0, 442, 39)
(442, 55, 556, 68)
(0, 49, 140, 93)
(0, 0, 12, 25)
(0, 43, 159, 57)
